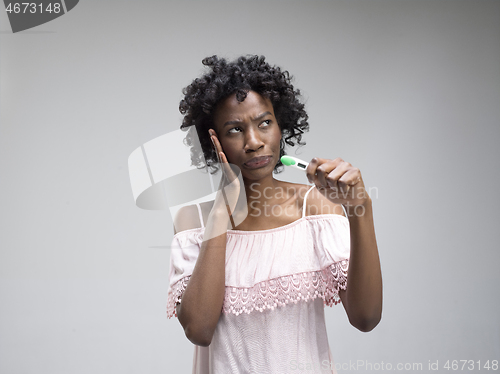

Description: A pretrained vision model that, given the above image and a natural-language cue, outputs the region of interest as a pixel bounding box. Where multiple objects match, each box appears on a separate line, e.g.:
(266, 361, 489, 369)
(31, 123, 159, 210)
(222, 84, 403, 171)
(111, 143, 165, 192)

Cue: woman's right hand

(209, 129, 242, 217)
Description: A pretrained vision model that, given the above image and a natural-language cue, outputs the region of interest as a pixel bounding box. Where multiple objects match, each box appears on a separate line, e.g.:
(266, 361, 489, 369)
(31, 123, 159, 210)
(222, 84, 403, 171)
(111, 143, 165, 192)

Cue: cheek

(271, 129, 283, 148)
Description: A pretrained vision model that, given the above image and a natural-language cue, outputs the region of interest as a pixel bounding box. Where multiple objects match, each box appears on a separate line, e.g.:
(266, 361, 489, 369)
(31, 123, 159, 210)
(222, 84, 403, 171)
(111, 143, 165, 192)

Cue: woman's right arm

(175, 205, 230, 347)
(175, 129, 240, 347)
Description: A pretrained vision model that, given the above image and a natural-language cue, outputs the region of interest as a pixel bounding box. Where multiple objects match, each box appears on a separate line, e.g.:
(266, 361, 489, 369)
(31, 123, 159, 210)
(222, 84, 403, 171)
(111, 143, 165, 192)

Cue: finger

(306, 157, 333, 186)
(209, 130, 226, 167)
(209, 130, 222, 154)
(324, 161, 351, 191)
(209, 132, 240, 184)
(308, 158, 343, 189)
(317, 160, 344, 190)
(218, 151, 230, 177)
(305, 158, 319, 185)
(218, 152, 240, 184)
(338, 167, 361, 187)
(336, 168, 362, 199)
(214, 147, 223, 167)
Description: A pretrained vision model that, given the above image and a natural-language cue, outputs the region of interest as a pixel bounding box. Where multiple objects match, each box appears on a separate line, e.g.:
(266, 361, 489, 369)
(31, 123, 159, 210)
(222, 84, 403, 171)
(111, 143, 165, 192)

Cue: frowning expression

(213, 91, 282, 180)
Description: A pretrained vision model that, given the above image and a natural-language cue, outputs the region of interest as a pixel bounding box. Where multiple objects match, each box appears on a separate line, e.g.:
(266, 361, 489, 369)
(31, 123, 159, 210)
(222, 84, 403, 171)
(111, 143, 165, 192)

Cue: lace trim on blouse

(166, 259, 348, 318)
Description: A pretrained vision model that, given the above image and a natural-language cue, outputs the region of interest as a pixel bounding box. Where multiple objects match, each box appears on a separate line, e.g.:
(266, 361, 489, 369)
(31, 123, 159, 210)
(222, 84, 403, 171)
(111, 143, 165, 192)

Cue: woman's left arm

(306, 157, 382, 332)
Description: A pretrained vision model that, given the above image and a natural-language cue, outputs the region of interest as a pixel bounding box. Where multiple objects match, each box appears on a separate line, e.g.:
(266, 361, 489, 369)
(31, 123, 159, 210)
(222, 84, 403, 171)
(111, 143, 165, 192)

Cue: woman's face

(213, 91, 282, 181)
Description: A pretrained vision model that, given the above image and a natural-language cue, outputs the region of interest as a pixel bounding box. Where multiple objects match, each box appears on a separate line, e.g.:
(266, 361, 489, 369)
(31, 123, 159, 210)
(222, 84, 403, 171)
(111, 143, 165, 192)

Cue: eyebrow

(222, 111, 272, 128)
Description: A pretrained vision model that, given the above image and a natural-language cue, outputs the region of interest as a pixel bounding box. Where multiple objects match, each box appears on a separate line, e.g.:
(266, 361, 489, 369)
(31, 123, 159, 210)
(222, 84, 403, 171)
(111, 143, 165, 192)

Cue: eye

(227, 126, 241, 134)
(260, 119, 271, 127)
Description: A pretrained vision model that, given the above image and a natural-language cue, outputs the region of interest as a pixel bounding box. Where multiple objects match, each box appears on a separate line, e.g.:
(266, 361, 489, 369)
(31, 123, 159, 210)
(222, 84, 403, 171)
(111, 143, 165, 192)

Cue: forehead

(213, 91, 274, 128)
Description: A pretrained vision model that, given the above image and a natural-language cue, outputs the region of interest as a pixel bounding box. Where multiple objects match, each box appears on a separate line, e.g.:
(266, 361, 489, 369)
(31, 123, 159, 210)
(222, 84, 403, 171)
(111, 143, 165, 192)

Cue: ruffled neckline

(173, 213, 348, 238)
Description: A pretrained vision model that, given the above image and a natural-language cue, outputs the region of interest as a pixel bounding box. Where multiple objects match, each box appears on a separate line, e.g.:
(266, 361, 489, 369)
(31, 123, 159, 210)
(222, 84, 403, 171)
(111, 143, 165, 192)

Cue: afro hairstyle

(179, 55, 309, 174)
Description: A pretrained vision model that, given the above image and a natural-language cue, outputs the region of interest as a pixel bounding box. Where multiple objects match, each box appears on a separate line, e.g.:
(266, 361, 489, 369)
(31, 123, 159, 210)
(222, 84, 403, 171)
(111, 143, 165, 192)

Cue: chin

(241, 166, 274, 180)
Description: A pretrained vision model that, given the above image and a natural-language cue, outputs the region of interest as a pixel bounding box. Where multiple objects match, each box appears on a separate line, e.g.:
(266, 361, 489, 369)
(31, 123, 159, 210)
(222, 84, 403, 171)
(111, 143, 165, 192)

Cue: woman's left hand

(307, 157, 381, 331)
(306, 157, 370, 209)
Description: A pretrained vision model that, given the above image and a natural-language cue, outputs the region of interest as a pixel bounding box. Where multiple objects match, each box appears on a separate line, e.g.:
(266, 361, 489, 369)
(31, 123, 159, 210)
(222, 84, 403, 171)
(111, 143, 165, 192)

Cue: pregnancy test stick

(281, 155, 309, 171)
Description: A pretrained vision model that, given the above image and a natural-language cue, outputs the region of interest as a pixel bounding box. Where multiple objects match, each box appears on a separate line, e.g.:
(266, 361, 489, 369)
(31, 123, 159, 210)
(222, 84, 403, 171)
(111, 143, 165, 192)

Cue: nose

(243, 127, 265, 153)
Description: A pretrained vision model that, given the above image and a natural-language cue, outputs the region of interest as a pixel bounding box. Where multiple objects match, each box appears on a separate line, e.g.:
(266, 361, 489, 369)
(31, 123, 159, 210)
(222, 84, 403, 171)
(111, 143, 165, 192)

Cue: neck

(243, 174, 285, 204)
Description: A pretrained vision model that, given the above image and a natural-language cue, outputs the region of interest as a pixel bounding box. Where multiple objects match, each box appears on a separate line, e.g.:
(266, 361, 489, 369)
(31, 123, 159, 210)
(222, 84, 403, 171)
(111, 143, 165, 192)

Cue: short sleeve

(309, 214, 351, 263)
(166, 230, 203, 318)
(307, 215, 350, 305)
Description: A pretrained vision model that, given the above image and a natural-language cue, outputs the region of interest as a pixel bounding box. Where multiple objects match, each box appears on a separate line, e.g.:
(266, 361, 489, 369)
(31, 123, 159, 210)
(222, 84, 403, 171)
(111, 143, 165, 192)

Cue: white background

(1, 1, 499, 373)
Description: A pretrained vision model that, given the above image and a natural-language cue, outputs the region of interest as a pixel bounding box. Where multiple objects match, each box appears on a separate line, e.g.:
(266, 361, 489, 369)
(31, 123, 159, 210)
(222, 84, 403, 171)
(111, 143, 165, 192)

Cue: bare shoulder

(173, 205, 200, 234)
(173, 201, 215, 234)
(174, 205, 201, 234)
(304, 185, 346, 217)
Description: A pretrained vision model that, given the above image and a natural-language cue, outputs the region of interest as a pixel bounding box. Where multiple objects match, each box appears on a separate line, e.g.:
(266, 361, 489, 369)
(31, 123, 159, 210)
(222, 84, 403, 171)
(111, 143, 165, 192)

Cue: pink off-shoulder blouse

(167, 185, 350, 374)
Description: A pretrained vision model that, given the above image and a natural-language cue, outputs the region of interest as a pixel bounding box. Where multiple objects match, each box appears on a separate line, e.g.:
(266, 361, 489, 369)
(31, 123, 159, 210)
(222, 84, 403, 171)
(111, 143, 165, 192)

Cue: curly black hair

(179, 55, 309, 174)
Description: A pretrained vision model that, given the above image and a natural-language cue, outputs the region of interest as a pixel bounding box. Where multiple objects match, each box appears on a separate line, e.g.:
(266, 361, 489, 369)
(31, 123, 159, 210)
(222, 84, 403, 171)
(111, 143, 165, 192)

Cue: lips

(243, 155, 273, 169)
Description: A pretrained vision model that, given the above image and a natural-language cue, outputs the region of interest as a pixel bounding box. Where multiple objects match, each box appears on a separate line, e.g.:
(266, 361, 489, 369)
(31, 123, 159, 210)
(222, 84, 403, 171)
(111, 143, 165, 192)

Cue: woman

(167, 55, 382, 374)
